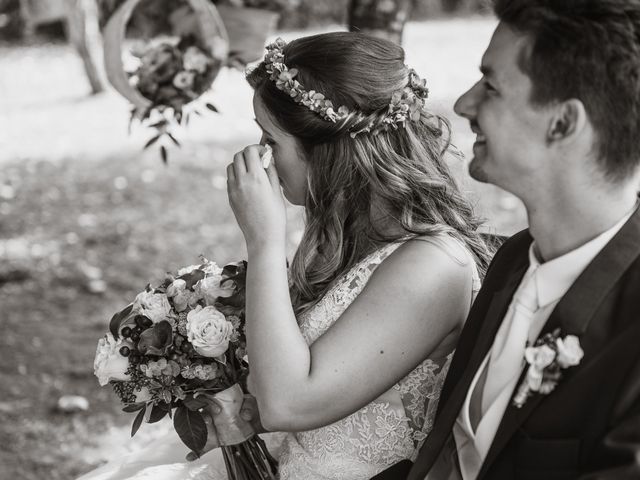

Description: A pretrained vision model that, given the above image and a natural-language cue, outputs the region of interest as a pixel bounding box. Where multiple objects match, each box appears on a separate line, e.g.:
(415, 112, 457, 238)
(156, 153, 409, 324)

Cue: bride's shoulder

(367, 234, 475, 299)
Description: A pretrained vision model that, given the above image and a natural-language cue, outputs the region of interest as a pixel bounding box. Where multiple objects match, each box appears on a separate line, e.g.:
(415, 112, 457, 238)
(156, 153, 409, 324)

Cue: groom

(376, 0, 640, 478)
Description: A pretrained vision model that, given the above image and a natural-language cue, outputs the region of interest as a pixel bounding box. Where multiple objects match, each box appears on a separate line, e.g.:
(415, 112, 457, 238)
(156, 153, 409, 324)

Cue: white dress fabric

(78, 238, 480, 480)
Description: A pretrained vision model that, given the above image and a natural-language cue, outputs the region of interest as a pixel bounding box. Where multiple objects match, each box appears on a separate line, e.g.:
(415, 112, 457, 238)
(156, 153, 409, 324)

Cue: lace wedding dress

(78, 238, 480, 480)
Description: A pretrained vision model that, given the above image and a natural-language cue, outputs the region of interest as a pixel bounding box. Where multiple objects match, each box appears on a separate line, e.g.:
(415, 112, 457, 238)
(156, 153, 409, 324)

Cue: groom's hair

(494, 0, 640, 182)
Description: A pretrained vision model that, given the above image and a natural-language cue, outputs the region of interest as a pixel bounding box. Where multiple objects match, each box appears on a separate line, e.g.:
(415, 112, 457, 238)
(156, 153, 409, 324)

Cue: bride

(79, 31, 492, 480)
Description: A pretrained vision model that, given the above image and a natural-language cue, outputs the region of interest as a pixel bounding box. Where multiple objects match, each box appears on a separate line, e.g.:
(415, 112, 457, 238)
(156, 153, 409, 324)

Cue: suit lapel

(478, 206, 640, 479)
(409, 257, 529, 479)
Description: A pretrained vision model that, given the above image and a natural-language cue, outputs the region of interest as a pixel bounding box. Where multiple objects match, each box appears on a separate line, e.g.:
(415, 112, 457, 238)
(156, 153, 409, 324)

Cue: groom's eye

(483, 79, 497, 93)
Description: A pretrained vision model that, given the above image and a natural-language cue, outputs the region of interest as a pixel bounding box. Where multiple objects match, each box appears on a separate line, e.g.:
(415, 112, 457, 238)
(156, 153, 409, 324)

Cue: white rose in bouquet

(132, 291, 172, 323)
(94, 333, 131, 386)
(186, 305, 234, 357)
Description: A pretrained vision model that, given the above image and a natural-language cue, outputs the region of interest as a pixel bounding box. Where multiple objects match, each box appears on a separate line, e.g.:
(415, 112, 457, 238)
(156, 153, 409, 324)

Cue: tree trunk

(347, 0, 412, 45)
(65, 0, 106, 94)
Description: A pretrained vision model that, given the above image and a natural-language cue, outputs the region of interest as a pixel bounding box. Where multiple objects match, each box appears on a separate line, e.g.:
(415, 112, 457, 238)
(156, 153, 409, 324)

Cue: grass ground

(0, 15, 526, 480)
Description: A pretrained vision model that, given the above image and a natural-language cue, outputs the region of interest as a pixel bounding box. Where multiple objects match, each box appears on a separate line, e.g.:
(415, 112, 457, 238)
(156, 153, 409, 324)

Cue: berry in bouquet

(94, 257, 278, 480)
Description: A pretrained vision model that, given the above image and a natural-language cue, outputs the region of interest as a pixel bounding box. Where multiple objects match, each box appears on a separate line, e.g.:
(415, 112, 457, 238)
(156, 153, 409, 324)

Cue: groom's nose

(454, 81, 481, 121)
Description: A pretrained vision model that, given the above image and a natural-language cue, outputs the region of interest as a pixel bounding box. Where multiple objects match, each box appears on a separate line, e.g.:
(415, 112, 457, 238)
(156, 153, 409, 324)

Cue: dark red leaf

(147, 404, 170, 424)
(131, 406, 146, 437)
(122, 402, 146, 413)
(109, 304, 134, 339)
(174, 406, 207, 453)
(178, 269, 205, 290)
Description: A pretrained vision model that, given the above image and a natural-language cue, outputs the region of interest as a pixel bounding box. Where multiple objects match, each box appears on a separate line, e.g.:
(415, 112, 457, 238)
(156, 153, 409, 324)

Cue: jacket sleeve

(580, 356, 640, 479)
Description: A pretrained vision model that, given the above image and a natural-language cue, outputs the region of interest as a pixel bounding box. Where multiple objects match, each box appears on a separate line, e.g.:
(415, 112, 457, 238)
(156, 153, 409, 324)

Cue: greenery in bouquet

(94, 258, 277, 478)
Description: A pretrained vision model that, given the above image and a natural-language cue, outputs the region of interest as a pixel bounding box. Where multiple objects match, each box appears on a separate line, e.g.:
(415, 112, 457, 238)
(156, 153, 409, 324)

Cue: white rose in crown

(556, 335, 584, 368)
(166, 279, 200, 312)
(513, 330, 584, 408)
(195, 275, 235, 305)
(132, 290, 172, 323)
(186, 305, 234, 358)
(94, 333, 131, 386)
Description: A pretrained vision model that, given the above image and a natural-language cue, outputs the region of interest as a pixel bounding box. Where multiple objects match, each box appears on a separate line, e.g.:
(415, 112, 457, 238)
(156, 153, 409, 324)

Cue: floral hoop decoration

(103, 0, 229, 162)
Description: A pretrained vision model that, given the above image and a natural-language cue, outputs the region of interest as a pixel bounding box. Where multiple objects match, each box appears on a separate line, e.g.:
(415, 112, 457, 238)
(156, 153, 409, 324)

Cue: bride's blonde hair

(247, 32, 492, 315)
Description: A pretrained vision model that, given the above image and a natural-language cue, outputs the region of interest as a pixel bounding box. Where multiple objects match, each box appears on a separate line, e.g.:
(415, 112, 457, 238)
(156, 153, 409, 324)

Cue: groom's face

(454, 23, 552, 192)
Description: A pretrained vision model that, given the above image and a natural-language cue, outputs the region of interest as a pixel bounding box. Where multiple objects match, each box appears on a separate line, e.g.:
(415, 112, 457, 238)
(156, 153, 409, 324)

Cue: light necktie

(480, 268, 539, 418)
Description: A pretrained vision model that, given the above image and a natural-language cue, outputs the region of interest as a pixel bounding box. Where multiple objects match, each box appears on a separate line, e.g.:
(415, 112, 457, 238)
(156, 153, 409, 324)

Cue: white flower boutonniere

(512, 328, 584, 408)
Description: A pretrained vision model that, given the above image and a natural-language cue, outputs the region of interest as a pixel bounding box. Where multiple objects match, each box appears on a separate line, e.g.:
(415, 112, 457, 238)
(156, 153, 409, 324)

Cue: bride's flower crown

(263, 38, 430, 137)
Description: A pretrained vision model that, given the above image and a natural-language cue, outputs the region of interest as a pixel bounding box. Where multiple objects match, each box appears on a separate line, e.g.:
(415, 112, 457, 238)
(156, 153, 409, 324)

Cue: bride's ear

(546, 99, 587, 144)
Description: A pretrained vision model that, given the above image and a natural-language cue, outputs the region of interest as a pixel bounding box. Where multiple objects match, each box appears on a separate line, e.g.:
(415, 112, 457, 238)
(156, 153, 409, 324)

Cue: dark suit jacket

(374, 206, 640, 480)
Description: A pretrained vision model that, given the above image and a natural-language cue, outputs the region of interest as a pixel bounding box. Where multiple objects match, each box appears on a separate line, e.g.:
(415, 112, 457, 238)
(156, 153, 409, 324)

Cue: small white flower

(201, 260, 223, 277)
(173, 71, 196, 90)
(177, 264, 200, 276)
(94, 334, 131, 386)
(183, 46, 210, 74)
(132, 291, 172, 323)
(195, 276, 235, 306)
(134, 387, 152, 403)
(524, 365, 544, 392)
(166, 279, 200, 312)
(556, 335, 584, 368)
(524, 344, 556, 371)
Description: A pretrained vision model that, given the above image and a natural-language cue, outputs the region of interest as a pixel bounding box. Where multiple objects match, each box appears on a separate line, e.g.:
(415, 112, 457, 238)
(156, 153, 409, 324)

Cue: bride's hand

(227, 145, 286, 253)
(185, 394, 263, 461)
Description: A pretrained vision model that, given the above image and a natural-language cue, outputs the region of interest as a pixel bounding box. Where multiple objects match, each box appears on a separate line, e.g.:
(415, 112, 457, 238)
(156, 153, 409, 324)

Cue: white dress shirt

(451, 207, 636, 480)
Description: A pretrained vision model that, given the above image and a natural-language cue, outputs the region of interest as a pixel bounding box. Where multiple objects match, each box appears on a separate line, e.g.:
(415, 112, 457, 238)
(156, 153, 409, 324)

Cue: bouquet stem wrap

(203, 384, 255, 445)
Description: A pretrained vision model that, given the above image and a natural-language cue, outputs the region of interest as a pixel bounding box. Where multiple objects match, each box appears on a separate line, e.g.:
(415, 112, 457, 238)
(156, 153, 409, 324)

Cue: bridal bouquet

(94, 257, 277, 479)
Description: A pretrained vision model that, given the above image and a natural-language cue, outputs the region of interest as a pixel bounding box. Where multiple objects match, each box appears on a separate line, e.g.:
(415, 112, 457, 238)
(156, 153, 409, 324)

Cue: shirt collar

(528, 206, 636, 308)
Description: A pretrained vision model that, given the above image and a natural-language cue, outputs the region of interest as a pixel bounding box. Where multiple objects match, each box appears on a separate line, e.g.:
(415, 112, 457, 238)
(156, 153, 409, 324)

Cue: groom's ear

(546, 99, 587, 144)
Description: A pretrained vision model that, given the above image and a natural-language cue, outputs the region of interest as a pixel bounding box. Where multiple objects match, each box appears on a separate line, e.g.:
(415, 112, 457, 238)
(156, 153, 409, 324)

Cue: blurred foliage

(0, 0, 489, 41)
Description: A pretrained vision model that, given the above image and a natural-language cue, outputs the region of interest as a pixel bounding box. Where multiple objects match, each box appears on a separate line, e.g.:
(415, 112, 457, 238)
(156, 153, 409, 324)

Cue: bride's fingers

(264, 160, 281, 190)
(226, 163, 235, 184)
(232, 151, 248, 177)
(242, 145, 264, 174)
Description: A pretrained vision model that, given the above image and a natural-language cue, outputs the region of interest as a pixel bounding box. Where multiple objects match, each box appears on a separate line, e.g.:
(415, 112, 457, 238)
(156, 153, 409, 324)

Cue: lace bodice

(278, 238, 481, 480)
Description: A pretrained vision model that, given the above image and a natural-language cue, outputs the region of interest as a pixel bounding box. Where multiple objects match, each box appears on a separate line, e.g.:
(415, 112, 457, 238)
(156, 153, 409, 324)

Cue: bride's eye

(264, 138, 276, 146)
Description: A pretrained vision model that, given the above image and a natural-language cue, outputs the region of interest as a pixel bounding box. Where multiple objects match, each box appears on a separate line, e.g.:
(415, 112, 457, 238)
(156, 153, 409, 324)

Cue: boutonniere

(512, 328, 584, 408)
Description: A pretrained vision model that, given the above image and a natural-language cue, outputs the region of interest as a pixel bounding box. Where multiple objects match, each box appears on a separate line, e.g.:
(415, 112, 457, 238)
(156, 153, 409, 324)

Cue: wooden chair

(19, 0, 105, 94)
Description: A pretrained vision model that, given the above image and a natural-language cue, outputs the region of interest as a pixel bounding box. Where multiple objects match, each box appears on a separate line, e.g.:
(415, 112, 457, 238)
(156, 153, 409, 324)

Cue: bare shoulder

(352, 235, 475, 341)
(367, 235, 475, 297)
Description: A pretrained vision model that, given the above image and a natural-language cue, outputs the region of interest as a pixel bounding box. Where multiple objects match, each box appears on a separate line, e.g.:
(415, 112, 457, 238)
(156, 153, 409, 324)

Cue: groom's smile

(454, 23, 553, 194)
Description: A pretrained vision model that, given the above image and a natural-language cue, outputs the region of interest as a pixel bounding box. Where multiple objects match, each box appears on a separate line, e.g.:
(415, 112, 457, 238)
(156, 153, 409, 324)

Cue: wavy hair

(247, 32, 493, 315)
